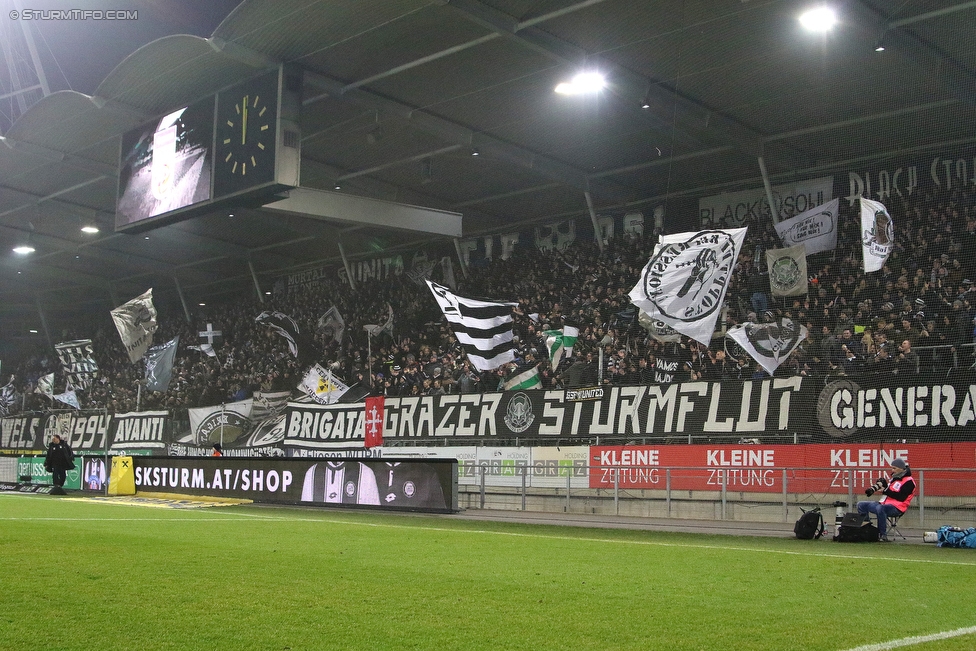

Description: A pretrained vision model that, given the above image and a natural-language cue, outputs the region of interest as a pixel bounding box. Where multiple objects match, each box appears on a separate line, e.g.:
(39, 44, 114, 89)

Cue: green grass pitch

(1, 494, 975, 651)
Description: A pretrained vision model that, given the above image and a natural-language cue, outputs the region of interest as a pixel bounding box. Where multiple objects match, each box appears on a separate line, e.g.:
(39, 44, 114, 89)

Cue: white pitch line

(841, 625, 976, 650)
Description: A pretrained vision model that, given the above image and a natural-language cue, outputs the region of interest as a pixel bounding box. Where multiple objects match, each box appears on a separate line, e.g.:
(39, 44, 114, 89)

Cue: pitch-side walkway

(446, 508, 932, 544)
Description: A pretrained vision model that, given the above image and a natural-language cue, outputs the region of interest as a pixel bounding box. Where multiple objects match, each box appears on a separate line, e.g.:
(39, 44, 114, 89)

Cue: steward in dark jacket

(44, 434, 74, 490)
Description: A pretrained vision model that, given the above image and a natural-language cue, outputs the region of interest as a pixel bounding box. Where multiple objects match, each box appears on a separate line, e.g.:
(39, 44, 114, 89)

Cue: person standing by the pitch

(44, 434, 74, 494)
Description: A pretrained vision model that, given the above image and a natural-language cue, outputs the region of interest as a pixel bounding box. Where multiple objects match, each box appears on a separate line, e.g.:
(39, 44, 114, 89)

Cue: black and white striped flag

(426, 280, 517, 371)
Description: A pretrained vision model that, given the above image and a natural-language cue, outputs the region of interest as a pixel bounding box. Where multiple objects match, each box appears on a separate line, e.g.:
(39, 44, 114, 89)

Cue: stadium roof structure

(1, 0, 975, 339)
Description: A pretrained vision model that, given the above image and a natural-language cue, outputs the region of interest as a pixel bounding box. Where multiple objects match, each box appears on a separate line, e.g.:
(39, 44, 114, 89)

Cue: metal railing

(460, 464, 976, 528)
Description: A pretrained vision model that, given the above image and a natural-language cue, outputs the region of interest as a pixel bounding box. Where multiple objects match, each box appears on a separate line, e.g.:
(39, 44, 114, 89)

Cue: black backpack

(794, 507, 825, 540)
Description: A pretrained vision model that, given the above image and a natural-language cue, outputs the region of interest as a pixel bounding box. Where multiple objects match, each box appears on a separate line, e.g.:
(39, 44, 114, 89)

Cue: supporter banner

(588, 442, 976, 497)
(283, 377, 976, 448)
(860, 197, 893, 272)
(185, 400, 253, 448)
(699, 176, 833, 227)
(108, 410, 170, 450)
(132, 456, 457, 512)
(774, 198, 838, 255)
(173, 392, 292, 457)
(42, 412, 111, 451)
(285, 266, 331, 292)
(765, 245, 808, 297)
(843, 148, 976, 206)
(338, 254, 404, 284)
(0, 415, 45, 450)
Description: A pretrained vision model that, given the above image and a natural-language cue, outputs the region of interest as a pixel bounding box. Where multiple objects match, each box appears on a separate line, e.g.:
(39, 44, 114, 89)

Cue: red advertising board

(589, 443, 976, 496)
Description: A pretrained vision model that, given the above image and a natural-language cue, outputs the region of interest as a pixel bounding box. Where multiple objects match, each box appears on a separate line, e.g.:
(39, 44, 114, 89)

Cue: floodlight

(799, 6, 837, 32)
(13, 245, 35, 254)
(554, 71, 606, 95)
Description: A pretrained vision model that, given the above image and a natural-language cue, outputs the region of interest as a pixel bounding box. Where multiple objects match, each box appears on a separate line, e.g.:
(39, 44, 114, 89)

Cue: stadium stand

(2, 182, 974, 416)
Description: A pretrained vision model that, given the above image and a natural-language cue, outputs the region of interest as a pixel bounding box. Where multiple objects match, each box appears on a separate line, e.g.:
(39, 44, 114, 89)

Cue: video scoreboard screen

(114, 66, 302, 233)
(116, 98, 215, 231)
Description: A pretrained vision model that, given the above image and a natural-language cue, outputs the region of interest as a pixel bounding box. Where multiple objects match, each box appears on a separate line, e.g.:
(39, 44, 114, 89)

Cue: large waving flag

(255, 311, 322, 367)
(35, 373, 54, 398)
(55, 340, 98, 391)
(298, 364, 350, 405)
(503, 365, 541, 391)
(145, 336, 179, 392)
(317, 306, 345, 345)
(860, 197, 893, 272)
(630, 228, 747, 346)
(53, 390, 80, 410)
(110, 289, 158, 363)
(426, 280, 517, 371)
(543, 326, 578, 370)
(727, 318, 808, 375)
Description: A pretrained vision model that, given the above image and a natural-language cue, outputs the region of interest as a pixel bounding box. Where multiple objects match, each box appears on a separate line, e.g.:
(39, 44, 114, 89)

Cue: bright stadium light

(555, 71, 606, 95)
(799, 6, 837, 32)
(13, 245, 35, 254)
(81, 225, 99, 234)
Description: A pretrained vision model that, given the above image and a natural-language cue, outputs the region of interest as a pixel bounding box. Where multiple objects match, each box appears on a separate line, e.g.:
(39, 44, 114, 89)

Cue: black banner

(109, 411, 169, 451)
(0, 414, 44, 450)
(283, 377, 976, 444)
(133, 457, 457, 512)
(43, 412, 111, 452)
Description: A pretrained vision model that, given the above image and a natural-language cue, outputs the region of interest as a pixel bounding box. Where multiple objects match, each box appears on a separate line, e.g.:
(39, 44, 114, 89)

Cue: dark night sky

(5, 0, 244, 96)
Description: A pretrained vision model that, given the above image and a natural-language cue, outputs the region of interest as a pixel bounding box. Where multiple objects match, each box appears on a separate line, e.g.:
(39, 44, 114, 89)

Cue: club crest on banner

(727, 318, 808, 375)
(642, 230, 738, 322)
(503, 393, 534, 433)
(769, 255, 801, 293)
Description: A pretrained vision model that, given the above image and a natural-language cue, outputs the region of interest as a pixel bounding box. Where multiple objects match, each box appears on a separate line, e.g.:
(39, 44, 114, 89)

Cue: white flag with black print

(765, 244, 808, 297)
(426, 280, 517, 371)
(774, 198, 838, 255)
(726, 318, 808, 375)
(55, 340, 98, 391)
(110, 288, 158, 363)
(299, 364, 350, 405)
(860, 197, 893, 273)
(629, 228, 747, 346)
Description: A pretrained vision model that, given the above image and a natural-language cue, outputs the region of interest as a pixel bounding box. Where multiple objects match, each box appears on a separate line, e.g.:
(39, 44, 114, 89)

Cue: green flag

(543, 325, 579, 370)
(503, 365, 541, 391)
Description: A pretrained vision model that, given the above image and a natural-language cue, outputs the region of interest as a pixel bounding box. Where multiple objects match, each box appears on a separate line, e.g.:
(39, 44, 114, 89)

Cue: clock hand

(242, 96, 248, 145)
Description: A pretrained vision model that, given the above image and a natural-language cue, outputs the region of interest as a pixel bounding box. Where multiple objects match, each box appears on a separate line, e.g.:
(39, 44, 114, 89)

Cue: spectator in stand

(893, 340, 919, 375)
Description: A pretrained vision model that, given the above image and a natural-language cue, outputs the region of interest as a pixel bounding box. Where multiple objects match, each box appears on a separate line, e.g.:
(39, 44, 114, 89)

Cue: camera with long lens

(864, 476, 889, 497)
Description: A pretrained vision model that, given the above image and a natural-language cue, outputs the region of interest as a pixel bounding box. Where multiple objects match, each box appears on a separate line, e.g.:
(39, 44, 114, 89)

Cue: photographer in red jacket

(856, 458, 916, 542)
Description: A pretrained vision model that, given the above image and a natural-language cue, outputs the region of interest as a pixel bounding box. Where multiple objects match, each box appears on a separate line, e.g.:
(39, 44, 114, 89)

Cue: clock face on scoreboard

(213, 71, 279, 198)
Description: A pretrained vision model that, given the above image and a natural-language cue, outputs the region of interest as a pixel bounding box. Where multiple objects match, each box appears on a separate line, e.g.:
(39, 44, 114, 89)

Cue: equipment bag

(794, 507, 825, 540)
(834, 522, 879, 543)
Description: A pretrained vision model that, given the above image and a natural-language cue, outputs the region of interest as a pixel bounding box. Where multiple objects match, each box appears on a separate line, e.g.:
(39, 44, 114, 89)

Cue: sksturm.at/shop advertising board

(132, 456, 458, 512)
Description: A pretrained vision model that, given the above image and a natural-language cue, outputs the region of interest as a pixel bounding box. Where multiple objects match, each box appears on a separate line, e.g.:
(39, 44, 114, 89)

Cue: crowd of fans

(4, 185, 976, 416)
